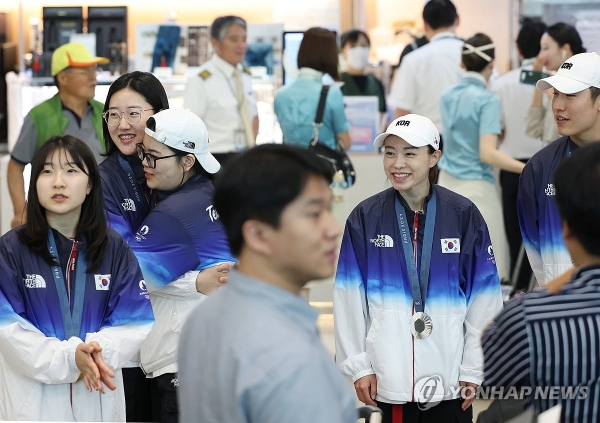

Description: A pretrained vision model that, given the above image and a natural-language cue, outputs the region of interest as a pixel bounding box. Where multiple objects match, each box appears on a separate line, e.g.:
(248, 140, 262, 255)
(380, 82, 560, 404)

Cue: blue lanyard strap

(117, 154, 150, 216)
(394, 189, 437, 313)
(47, 229, 87, 340)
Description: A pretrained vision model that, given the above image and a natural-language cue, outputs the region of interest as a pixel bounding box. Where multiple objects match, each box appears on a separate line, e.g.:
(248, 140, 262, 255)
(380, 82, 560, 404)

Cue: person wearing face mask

(340, 30, 387, 130)
(128, 109, 236, 423)
(525, 23, 586, 145)
(438, 33, 526, 282)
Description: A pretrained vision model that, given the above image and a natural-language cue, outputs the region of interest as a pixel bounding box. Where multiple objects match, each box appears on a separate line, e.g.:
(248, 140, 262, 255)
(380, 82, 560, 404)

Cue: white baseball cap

(144, 109, 220, 174)
(536, 52, 600, 94)
(373, 114, 440, 150)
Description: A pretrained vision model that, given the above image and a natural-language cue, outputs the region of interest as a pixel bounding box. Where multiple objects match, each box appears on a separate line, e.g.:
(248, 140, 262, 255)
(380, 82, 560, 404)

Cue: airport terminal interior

(1, 0, 600, 422)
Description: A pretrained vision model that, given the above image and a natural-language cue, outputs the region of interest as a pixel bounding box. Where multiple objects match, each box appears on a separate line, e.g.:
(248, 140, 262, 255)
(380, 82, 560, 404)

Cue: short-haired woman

(275, 27, 352, 152)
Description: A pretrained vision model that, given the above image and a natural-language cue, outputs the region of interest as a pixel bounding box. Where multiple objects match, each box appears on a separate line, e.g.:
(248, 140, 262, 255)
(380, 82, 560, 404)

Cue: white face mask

(346, 46, 370, 70)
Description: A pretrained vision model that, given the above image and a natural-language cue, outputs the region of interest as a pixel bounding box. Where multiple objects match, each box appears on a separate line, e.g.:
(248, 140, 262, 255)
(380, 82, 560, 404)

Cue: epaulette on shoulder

(199, 70, 212, 80)
(242, 65, 251, 75)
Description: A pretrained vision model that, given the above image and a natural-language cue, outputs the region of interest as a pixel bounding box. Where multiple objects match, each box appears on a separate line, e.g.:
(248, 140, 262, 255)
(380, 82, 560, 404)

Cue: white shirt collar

(297, 67, 323, 80)
(520, 58, 536, 68)
(464, 71, 488, 85)
(213, 54, 239, 77)
(430, 31, 458, 43)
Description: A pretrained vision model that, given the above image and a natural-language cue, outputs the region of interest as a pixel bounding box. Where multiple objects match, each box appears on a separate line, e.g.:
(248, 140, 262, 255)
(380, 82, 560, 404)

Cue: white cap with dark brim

(373, 114, 440, 150)
(537, 52, 600, 94)
(145, 109, 221, 174)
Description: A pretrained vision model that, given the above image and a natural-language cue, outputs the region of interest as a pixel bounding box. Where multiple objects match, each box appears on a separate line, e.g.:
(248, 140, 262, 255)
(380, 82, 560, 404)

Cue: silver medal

(410, 312, 433, 339)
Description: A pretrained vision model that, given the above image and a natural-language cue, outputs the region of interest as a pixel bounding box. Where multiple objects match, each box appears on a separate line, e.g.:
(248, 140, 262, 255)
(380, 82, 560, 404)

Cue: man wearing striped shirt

(482, 142, 600, 422)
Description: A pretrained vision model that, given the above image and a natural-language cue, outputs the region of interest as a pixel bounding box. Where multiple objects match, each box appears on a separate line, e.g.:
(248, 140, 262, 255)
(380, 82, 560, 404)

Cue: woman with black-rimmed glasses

(98, 73, 232, 423)
(128, 108, 235, 423)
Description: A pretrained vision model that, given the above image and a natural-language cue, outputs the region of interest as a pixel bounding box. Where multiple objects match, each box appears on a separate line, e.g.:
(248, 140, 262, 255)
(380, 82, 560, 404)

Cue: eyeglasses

(103, 108, 154, 126)
(136, 143, 179, 169)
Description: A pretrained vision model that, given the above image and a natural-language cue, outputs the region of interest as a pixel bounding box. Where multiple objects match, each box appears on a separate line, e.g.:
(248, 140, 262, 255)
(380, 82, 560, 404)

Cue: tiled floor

(315, 309, 491, 421)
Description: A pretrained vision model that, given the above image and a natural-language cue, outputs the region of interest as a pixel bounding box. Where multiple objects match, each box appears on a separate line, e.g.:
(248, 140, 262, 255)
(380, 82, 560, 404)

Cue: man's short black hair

(516, 18, 547, 59)
(213, 144, 335, 256)
(423, 0, 457, 30)
(554, 142, 600, 256)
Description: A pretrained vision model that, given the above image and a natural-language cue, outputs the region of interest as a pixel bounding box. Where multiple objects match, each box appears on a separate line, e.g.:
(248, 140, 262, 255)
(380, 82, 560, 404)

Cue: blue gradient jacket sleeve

(517, 160, 544, 284)
(129, 206, 235, 292)
(0, 230, 154, 384)
(333, 216, 374, 382)
(100, 155, 150, 244)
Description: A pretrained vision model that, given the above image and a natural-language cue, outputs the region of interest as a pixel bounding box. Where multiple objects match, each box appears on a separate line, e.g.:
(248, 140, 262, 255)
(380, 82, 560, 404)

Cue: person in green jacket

(7, 42, 108, 229)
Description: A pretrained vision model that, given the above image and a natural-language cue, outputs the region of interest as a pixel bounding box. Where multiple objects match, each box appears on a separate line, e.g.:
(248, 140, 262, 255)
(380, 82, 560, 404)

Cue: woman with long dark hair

(0, 135, 153, 421)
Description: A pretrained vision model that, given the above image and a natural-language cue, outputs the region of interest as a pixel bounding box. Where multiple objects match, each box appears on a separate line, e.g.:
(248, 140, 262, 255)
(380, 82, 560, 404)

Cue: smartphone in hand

(520, 69, 549, 85)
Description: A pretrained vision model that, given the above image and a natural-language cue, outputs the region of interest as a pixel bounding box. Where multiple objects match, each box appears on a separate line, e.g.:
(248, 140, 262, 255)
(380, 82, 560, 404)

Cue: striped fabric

(482, 265, 600, 422)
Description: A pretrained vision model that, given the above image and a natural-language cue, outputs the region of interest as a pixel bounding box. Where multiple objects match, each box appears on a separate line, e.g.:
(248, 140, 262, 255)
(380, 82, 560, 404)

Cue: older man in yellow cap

(7, 42, 109, 228)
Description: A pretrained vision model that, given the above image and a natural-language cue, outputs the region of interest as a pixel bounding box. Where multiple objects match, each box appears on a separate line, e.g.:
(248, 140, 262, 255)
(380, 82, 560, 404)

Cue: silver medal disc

(410, 312, 433, 339)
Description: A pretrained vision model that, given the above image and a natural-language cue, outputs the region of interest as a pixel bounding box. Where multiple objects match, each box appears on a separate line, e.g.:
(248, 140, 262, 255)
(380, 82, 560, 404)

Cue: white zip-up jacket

(334, 186, 503, 403)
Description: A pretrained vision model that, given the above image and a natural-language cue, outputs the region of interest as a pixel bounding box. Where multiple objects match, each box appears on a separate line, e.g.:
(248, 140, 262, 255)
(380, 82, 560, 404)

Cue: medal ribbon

(394, 189, 437, 314)
(47, 229, 87, 340)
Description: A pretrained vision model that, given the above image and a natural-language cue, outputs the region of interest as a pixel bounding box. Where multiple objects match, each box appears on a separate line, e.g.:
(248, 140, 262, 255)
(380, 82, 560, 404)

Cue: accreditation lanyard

(394, 190, 437, 313)
(118, 154, 151, 216)
(47, 229, 87, 340)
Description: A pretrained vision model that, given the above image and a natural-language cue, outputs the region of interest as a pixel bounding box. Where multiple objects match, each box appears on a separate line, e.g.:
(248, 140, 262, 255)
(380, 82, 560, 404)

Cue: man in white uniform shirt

(388, 0, 463, 134)
(184, 15, 258, 167)
(489, 18, 547, 293)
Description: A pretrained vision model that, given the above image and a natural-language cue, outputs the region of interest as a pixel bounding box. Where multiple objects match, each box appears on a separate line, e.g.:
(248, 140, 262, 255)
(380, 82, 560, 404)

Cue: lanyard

(117, 154, 150, 216)
(394, 189, 437, 313)
(47, 229, 87, 340)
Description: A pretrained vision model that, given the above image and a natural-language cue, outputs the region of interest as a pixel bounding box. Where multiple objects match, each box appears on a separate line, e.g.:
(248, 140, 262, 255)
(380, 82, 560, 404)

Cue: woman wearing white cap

(438, 33, 526, 282)
(126, 109, 235, 423)
(100, 72, 231, 422)
(334, 114, 503, 423)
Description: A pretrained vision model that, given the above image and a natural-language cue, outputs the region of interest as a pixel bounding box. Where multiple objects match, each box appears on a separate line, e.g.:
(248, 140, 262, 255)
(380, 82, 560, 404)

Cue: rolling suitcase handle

(357, 405, 383, 423)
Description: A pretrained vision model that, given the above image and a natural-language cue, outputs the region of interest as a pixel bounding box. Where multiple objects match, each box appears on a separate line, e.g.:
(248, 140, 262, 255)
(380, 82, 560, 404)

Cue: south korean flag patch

(95, 274, 111, 290)
(441, 238, 460, 253)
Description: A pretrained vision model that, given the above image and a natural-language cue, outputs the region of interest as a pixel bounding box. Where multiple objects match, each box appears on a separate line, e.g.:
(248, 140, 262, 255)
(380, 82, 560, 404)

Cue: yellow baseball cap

(51, 42, 110, 76)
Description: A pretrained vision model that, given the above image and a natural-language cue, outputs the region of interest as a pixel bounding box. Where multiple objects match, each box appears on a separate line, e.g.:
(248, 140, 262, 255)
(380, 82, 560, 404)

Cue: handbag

(307, 85, 356, 187)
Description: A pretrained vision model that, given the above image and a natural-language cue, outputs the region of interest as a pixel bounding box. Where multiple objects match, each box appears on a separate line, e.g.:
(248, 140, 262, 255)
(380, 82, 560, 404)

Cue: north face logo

(561, 62, 573, 70)
(370, 235, 394, 247)
(24, 274, 46, 288)
(122, 198, 136, 212)
(396, 120, 410, 127)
